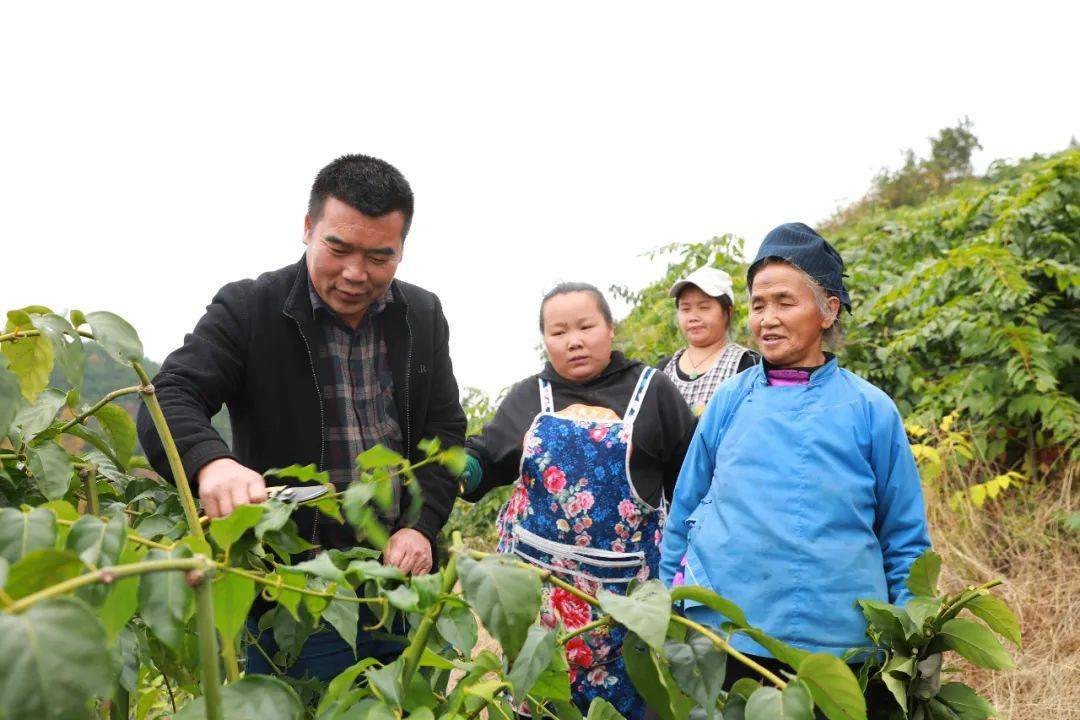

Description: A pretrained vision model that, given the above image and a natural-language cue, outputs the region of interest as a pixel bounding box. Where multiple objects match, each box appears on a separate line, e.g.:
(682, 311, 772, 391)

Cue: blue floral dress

(496, 368, 665, 718)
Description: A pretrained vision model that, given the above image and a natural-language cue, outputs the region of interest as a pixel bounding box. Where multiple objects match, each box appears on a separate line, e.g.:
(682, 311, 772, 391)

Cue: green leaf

(740, 628, 811, 670)
(436, 603, 478, 655)
(621, 630, 686, 720)
(174, 674, 304, 720)
(457, 555, 542, 660)
(586, 697, 627, 719)
(26, 442, 75, 500)
(937, 618, 1015, 670)
(209, 503, 266, 551)
(0, 597, 115, 720)
(266, 571, 306, 620)
(936, 682, 996, 719)
(92, 403, 136, 469)
(508, 624, 558, 702)
(84, 311, 143, 365)
(138, 548, 194, 653)
(965, 594, 1021, 648)
(881, 671, 908, 713)
(385, 584, 420, 611)
(671, 584, 749, 627)
(2, 318, 54, 401)
(0, 362, 23, 439)
(857, 598, 915, 646)
(0, 507, 57, 563)
(346, 558, 406, 583)
(212, 571, 257, 645)
(366, 656, 407, 708)
(100, 544, 143, 639)
(254, 499, 293, 539)
(287, 551, 347, 583)
(796, 653, 867, 720)
(323, 585, 360, 658)
(745, 680, 815, 720)
(356, 444, 406, 470)
(315, 657, 381, 717)
(906, 551, 943, 598)
(15, 387, 67, 438)
(906, 596, 943, 631)
(264, 463, 330, 485)
(439, 446, 468, 475)
(597, 580, 671, 653)
(664, 630, 726, 713)
(3, 548, 85, 600)
(30, 313, 85, 391)
(66, 513, 126, 568)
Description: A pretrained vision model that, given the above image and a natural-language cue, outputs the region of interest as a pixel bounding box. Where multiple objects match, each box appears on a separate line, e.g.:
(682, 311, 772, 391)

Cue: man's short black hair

(308, 154, 415, 240)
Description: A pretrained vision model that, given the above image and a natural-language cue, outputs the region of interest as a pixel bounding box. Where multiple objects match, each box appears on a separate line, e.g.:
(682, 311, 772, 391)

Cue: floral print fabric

(496, 368, 664, 717)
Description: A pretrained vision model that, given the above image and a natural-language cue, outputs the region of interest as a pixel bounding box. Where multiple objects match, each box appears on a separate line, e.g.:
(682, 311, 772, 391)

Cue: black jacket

(136, 259, 466, 549)
(464, 352, 695, 508)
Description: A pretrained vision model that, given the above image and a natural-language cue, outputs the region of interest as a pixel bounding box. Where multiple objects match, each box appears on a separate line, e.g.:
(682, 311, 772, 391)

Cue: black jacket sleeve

(462, 378, 541, 502)
(646, 371, 696, 501)
(136, 281, 249, 485)
(408, 296, 467, 543)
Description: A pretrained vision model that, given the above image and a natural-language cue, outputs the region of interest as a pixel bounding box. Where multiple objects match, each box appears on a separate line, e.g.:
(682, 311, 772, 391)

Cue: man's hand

(197, 458, 268, 518)
(382, 528, 433, 576)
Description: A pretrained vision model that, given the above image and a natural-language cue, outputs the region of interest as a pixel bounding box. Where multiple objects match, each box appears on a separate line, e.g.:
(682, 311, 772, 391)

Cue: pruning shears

(198, 484, 330, 525)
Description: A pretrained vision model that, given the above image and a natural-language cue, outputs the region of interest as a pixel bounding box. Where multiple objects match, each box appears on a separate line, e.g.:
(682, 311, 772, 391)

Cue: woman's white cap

(668, 267, 734, 303)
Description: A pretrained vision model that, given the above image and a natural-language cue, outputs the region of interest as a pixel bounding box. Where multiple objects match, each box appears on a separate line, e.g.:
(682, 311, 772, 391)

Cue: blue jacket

(660, 358, 931, 657)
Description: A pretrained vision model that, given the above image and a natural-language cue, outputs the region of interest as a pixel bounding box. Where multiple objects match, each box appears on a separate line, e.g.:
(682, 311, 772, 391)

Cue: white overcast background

(3, 2, 1077, 397)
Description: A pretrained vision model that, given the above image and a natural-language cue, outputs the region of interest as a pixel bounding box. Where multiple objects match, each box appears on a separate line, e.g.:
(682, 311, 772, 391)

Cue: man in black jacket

(137, 154, 466, 679)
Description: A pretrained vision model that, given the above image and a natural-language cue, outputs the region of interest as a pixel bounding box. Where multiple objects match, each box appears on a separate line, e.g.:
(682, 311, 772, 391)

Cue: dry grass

(927, 464, 1079, 719)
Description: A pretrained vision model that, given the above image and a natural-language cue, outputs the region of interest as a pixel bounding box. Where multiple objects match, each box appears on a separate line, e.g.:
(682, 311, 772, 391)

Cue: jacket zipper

(402, 308, 413, 522)
(289, 314, 326, 554)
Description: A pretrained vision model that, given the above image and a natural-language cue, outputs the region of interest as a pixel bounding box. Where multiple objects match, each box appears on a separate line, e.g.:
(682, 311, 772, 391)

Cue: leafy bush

(0, 306, 1019, 720)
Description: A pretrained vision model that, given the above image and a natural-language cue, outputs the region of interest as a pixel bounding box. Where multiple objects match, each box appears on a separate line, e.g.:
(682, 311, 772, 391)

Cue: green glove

(460, 454, 483, 494)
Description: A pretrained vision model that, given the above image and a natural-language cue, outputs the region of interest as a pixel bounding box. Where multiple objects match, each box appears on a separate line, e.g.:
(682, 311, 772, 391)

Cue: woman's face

(542, 292, 615, 382)
(749, 263, 836, 367)
(676, 286, 729, 348)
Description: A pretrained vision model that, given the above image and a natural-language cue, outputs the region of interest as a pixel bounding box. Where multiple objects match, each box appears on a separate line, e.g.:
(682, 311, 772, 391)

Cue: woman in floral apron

(460, 282, 695, 717)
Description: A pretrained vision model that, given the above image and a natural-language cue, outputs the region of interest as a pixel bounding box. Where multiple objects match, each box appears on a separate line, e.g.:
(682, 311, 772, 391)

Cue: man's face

(304, 196, 405, 328)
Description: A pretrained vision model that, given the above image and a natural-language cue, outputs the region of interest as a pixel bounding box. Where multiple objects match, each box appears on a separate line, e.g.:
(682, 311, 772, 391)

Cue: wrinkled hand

(197, 457, 268, 518)
(382, 528, 433, 576)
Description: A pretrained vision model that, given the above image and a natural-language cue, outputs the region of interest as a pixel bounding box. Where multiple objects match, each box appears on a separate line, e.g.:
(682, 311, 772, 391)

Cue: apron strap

(538, 377, 555, 414)
(623, 367, 656, 423)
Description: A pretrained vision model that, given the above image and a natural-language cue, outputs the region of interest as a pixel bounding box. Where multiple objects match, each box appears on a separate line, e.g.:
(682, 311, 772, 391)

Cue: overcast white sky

(3, 2, 1077, 397)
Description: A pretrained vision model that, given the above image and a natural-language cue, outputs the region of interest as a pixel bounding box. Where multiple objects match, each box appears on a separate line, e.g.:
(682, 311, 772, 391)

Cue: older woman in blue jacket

(660, 222, 931, 686)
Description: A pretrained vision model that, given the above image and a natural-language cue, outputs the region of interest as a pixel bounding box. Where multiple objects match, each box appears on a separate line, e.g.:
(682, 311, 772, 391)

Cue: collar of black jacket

(539, 350, 641, 387)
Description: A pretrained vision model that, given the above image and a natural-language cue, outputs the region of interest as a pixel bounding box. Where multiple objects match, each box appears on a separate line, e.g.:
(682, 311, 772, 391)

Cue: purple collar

(766, 368, 811, 386)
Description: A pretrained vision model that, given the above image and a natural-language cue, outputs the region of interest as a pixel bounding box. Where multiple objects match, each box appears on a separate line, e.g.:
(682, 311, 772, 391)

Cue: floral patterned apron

(496, 367, 665, 718)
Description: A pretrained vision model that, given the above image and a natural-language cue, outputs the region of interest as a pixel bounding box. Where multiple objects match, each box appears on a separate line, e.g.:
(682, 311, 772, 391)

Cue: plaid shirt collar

(308, 280, 395, 328)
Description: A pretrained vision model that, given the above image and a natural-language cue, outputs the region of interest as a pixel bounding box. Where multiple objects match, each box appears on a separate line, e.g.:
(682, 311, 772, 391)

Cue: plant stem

(4, 557, 209, 613)
(400, 531, 462, 688)
(82, 468, 100, 516)
(458, 545, 789, 689)
(192, 577, 224, 720)
(54, 517, 175, 551)
(559, 616, 610, 644)
(219, 565, 386, 605)
(0, 328, 95, 344)
(133, 362, 203, 540)
(221, 639, 240, 683)
(58, 385, 143, 435)
(671, 614, 788, 689)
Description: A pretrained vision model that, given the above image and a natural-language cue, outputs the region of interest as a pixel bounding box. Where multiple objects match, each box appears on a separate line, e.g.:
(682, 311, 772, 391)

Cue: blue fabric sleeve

(659, 388, 730, 585)
(870, 399, 932, 605)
